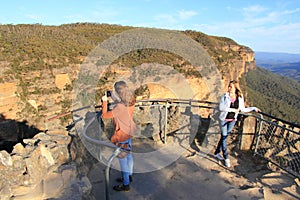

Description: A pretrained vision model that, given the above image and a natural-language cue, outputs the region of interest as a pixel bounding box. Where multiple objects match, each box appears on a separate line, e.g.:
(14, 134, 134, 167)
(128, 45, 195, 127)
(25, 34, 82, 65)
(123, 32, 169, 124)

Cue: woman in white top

(214, 80, 260, 167)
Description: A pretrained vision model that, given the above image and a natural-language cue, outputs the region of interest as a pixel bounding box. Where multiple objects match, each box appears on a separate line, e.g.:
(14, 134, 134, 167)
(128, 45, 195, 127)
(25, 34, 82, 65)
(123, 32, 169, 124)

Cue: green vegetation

(183, 30, 244, 74)
(113, 48, 201, 78)
(240, 67, 300, 124)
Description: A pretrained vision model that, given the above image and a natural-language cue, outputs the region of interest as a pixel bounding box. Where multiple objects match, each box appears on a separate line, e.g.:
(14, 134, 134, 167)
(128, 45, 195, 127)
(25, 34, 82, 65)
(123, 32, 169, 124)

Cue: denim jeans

(214, 120, 236, 159)
(118, 138, 133, 185)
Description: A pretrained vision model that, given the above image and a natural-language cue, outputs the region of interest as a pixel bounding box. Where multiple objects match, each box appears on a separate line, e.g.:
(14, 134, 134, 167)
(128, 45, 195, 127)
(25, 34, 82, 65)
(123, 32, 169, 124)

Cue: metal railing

(62, 98, 299, 198)
(135, 99, 300, 179)
(135, 98, 218, 143)
(71, 98, 218, 199)
(249, 113, 300, 178)
(78, 114, 133, 200)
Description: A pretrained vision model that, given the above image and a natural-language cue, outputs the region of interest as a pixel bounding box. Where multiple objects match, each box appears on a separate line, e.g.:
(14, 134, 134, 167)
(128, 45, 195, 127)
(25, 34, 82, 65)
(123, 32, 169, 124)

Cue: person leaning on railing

(213, 80, 260, 168)
(101, 81, 136, 192)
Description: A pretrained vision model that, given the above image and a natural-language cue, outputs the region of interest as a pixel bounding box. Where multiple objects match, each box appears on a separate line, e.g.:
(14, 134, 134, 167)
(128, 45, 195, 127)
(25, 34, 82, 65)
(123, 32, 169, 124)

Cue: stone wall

(0, 130, 96, 200)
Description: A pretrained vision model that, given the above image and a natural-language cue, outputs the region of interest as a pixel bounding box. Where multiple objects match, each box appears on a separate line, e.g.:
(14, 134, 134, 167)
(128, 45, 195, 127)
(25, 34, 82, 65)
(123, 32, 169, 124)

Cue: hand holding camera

(102, 90, 112, 102)
(102, 95, 108, 102)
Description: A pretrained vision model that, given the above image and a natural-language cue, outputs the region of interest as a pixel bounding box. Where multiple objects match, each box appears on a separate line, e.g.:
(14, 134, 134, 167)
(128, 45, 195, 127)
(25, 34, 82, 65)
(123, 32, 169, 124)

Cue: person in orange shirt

(102, 81, 136, 191)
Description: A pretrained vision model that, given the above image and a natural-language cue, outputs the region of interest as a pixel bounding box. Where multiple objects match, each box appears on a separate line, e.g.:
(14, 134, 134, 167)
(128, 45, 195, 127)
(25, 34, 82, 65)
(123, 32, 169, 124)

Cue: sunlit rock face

(0, 131, 93, 199)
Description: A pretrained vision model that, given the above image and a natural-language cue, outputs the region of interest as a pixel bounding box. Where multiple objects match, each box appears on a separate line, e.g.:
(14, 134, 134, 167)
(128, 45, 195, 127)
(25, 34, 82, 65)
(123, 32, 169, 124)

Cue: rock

(61, 164, 77, 185)
(0, 150, 12, 166)
(78, 176, 93, 197)
(11, 185, 37, 197)
(0, 185, 12, 200)
(28, 100, 38, 110)
(0, 123, 95, 199)
(12, 181, 43, 200)
(12, 143, 26, 155)
(23, 138, 38, 146)
(55, 73, 71, 90)
(40, 144, 55, 165)
(24, 150, 45, 184)
(43, 172, 65, 198)
(33, 132, 52, 140)
(46, 129, 69, 136)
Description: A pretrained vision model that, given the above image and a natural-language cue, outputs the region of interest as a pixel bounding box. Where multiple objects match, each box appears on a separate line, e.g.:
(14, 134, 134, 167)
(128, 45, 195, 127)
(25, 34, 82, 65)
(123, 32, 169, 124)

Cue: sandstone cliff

(0, 24, 255, 131)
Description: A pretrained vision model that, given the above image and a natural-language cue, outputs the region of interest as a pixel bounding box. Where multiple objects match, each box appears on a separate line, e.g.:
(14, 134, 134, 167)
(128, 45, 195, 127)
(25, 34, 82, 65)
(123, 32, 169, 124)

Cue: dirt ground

(88, 132, 300, 200)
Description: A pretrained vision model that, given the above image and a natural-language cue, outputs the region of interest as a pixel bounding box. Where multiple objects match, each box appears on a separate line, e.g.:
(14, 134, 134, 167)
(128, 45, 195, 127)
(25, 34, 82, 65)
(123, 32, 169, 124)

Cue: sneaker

(113, 184, 130, 191)
(116, 175, 133, 183)
(214, 153, 224, 160)
(225, 159, 230, 167)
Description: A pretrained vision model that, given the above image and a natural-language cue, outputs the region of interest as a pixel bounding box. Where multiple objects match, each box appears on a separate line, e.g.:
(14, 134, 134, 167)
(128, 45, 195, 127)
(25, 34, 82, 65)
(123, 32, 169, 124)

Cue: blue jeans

(118, 138, 133, 185)
(214, 120, 236, 159)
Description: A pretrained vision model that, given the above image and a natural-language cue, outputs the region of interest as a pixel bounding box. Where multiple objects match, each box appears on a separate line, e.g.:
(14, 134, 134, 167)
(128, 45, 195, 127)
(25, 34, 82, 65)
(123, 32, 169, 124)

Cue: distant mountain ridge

(255, 51, 300, 82)
(255, 51, 300, 64)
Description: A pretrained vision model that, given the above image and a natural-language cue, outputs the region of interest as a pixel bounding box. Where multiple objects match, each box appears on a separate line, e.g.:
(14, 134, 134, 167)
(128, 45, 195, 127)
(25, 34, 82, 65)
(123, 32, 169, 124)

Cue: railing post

(164, 101, 168, 144)
(254, 114, 263, 155)
(105, 147, 121, 200)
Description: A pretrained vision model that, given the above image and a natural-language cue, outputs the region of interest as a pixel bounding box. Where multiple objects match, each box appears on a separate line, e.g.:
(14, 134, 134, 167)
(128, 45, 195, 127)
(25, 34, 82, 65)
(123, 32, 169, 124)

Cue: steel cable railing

(248, 113, 300, 178)
(61, 99, 299, 199)
(76, 114, 131, 200)
(70, 99, 217, 199)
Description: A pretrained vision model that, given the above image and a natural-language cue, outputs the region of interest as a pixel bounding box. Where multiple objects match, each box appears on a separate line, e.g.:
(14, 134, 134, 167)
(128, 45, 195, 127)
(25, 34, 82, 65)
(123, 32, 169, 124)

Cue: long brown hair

(229, 80, 243, 98)
(114, 81, 136, 106)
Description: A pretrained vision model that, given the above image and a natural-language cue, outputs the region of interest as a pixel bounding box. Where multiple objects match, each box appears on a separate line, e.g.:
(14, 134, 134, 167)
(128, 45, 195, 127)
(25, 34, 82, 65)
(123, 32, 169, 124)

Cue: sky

(1, 0, 300, 54)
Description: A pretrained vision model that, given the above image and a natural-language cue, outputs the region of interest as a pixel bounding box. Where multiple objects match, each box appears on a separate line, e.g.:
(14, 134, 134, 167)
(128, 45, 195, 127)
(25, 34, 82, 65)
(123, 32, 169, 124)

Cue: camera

(106, 90, 112, 97)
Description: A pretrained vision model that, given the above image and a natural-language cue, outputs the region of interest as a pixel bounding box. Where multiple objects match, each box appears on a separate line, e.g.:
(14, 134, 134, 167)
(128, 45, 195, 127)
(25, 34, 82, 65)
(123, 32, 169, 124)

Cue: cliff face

(183, 30, 255, 86)
(0, 24, 255, 131)
(207, 42, 255, 85)
(0, 65, 80, 130)
(223, 45, 256, 85)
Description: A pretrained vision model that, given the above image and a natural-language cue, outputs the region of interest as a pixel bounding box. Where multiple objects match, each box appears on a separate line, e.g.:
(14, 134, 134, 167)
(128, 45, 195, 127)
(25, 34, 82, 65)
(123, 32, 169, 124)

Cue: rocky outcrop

(0, 131, 95, 200)
(55, 73, 72, 90)
(219, 45, 255, 84)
